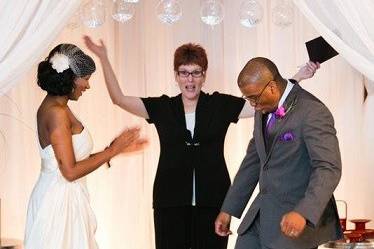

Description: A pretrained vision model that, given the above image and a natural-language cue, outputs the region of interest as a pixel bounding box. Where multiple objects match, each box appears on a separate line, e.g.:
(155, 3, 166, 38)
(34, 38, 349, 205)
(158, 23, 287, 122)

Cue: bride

(24, 43, 146, 249)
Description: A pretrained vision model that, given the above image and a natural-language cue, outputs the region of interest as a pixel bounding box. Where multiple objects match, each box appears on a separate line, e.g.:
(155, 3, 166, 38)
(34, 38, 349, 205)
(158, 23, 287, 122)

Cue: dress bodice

(39, 128, 93, 173)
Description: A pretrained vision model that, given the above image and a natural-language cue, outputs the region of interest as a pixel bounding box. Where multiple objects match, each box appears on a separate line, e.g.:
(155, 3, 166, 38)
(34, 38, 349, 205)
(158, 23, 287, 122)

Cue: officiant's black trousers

(154, 206, 228, 249)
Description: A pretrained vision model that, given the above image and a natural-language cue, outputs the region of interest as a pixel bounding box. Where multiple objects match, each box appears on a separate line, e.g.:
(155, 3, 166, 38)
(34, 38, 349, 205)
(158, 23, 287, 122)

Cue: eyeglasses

(177, 70, 204, 78)
(242, 79, 272, 106)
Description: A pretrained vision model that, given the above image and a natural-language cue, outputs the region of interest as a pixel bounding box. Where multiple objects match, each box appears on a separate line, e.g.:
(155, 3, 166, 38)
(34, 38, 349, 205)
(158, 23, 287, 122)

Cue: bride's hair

(37, 44, 96, 96)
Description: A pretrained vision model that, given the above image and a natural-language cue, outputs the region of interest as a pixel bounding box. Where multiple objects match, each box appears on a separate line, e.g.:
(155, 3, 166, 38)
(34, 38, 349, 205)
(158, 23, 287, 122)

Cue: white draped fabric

(0, 0, 81, 94)
(0, 0, 371, 248)
(293, 0, 374, 82)
(293, 0, 374, 234)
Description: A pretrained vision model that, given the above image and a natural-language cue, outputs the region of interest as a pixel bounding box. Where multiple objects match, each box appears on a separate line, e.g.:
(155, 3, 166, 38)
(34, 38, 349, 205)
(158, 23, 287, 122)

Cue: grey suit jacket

(221, 84, 343, 249)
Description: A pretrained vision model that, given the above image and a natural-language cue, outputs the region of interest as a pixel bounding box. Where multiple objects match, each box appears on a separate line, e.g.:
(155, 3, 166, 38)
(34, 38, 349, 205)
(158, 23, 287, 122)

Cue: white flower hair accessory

(49, 53, 70, 73)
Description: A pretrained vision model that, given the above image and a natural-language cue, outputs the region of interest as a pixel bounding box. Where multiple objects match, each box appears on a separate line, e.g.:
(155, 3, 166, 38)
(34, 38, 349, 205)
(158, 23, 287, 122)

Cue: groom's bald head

(237, 57, 281, 88)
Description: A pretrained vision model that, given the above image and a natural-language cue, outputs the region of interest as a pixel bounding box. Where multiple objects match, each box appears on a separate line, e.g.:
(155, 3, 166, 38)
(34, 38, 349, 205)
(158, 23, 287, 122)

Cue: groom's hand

(280, 211, 306, 239)
(215, 211, 233, 236)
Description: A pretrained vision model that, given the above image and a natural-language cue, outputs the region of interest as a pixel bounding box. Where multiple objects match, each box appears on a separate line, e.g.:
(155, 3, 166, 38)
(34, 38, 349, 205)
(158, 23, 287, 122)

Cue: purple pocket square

(279, 131, 295, 142)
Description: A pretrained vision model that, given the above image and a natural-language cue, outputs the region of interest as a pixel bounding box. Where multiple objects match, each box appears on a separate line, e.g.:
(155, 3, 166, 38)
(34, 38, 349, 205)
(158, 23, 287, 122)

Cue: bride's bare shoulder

(37, 101, 70, 129)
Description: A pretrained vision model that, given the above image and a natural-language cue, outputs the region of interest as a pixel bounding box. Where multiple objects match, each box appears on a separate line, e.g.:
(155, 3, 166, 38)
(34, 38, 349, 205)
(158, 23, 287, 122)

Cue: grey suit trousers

(235, 213, 264, 249)
(235, 214, 318, 249)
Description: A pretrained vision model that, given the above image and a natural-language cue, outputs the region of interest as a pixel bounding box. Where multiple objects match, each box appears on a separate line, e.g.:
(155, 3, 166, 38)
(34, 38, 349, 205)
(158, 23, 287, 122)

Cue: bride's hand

(83, 35, 108, 59)
(109, 127, 147, 156)
(121, 137, 148, 154)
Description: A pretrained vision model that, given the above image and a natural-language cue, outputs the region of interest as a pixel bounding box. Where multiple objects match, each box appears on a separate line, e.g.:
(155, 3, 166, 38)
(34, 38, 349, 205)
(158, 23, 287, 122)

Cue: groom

(215, 57, 343, 249)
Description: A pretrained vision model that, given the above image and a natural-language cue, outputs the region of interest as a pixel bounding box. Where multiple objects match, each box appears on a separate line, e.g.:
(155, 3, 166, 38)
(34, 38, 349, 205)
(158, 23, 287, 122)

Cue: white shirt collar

(278, 80, 294, 108)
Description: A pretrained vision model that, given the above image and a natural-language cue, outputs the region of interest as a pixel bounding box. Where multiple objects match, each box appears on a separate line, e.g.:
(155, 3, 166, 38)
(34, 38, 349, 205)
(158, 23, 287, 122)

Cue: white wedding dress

(24, 128, 98, 249)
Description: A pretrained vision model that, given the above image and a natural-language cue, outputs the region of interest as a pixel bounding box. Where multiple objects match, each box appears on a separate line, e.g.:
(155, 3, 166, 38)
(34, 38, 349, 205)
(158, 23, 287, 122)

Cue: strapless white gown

(24, 128, 98, 249)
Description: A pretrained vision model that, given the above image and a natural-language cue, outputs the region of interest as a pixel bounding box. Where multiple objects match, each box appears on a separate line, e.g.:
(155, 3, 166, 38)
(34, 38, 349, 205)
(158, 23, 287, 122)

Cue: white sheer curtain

(294, 0, 374, 229)
(0, 0, 370, 248)
(0, 0, 81, 94)
(293, 0, 374, 81)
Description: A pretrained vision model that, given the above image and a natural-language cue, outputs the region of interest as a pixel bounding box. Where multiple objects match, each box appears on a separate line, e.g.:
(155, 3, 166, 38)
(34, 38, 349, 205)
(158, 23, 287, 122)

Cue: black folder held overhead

(305, 36, 339, 63)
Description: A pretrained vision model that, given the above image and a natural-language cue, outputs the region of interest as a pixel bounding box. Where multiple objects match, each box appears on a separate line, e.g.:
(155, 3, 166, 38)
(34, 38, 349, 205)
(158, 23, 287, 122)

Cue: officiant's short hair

(174, 43, 208, 72)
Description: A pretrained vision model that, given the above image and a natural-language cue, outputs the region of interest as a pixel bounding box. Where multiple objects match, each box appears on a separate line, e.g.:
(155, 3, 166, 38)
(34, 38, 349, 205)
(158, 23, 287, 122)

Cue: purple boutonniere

(275, 106, 286, 118)
(274, 99, 297, 119)
(279, 131, 295, 142)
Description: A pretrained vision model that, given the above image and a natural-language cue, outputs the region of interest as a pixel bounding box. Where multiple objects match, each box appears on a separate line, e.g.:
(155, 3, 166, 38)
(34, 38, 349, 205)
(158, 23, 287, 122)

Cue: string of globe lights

(67, 0, 294, 30)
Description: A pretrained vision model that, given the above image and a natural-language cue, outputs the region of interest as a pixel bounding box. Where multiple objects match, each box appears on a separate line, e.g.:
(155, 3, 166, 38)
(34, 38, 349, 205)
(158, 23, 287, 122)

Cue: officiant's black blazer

(142, 91, 245, 208)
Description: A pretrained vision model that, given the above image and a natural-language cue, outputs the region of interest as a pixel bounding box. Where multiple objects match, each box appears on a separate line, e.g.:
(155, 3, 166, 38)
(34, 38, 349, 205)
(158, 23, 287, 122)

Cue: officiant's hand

(84, 35, 108, 60)
(215, 211, 233, 237)
(280, 211, 306, 239)
(292, 61, 320, 83)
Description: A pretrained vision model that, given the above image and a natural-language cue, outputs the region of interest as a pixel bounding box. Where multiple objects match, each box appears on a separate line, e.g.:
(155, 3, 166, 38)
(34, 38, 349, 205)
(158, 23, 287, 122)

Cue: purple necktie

(265, 113, 276, 138)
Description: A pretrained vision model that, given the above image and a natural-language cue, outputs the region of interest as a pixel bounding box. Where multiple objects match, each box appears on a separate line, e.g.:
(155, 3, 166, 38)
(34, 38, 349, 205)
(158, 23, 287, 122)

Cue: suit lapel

(171, 94, 191, 142)
(172, 92, 213, 144)
(193, 91, 212, 144)
(254, 111, 267, 163)
(264, 84, 301, 164)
